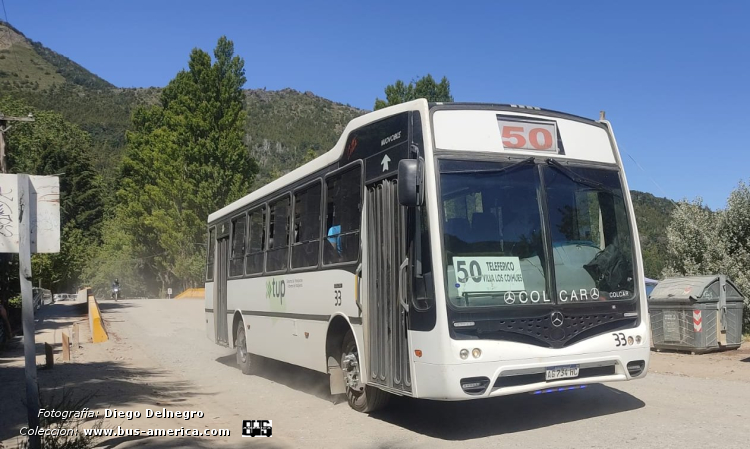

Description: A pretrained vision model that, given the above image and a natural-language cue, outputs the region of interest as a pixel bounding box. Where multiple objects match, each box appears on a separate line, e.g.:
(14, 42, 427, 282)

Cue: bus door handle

(355, 263, 363, 316)
(399, 258, 410, 312)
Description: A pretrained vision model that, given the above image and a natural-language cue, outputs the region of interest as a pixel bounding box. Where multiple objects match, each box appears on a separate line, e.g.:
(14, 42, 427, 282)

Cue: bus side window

(324, 166, 361, 265)
(229, 214, 247, 277)
(206, 227, 215, 281)
(267, 196, 291, 272)
(292, 182, 321, 269)
(245, 205, 266, 274)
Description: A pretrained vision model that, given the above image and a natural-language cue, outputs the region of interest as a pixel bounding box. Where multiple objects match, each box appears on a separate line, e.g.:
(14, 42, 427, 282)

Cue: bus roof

(208, 100, 606, 224)
(429, 102, 601, 127)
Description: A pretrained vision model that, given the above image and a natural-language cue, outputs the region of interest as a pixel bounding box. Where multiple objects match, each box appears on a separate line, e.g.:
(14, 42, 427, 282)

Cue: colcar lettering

(558, 288, 601, 303)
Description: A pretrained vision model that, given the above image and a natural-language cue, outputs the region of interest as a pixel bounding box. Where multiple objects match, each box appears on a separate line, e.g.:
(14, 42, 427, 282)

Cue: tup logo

(266, 278, 285, 304)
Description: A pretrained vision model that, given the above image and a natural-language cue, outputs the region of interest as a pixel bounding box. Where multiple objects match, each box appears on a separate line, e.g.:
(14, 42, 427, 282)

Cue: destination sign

(497, 115, 561, 154)
(452, 256, 525, 296)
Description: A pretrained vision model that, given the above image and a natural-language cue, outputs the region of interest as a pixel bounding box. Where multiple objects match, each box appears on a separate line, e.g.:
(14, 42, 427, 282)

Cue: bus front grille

(459, 313, 638, 349)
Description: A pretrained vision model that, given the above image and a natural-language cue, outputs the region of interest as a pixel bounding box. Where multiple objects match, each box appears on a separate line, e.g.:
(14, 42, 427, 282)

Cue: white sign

(452, 256, 525, 296)
(167, 288, 173, 295)
(0, 174, 60, 253)
(498, 118, 559, 153)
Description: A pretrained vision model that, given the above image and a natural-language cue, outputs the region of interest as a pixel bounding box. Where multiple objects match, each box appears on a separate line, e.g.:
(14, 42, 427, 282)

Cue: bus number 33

(334, 289, 342, 306)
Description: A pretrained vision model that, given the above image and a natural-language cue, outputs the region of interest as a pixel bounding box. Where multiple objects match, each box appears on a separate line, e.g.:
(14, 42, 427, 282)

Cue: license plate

(545, 365, 580, 381)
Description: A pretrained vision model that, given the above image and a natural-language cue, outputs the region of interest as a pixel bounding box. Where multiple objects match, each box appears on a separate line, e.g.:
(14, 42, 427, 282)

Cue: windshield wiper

(545, 158, 621, 196)
(466, 156, 536, 175)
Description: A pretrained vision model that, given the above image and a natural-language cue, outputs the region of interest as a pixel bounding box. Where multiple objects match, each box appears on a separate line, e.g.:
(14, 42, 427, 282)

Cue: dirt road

(3, 298, 749, 448)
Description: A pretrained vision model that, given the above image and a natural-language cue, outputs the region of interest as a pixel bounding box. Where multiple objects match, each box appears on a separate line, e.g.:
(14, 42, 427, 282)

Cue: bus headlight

(627, 336, 634, 345)
(635, 335, 642, 344)
(472, 348, 482, 358)
(460, 349, 469, 360)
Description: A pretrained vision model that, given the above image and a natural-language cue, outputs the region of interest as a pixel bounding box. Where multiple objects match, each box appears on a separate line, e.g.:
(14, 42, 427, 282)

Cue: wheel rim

(237, 332, 247, 364)
(342, 342, 364, 395)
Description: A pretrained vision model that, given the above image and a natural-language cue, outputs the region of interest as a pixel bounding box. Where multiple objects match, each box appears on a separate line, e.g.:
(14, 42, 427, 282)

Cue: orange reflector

(414, 350, 423, 357)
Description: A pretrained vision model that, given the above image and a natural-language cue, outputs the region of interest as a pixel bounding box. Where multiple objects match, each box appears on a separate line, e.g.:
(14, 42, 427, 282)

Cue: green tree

(374, 74, 453, 110)
(113, 37, 257, 294)
(81, 219, 148, 299)
(664, 189, 750, 333)
(0, 97, 105, 292)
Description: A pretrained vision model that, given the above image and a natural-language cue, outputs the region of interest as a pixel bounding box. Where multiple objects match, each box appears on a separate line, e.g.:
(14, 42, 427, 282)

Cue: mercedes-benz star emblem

(550, 311, 564, 328)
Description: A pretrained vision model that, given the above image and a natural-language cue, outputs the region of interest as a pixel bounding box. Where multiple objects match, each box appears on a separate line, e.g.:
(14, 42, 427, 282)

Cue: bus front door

(365, 179, 412, 394)
(215, 235, 229, 346)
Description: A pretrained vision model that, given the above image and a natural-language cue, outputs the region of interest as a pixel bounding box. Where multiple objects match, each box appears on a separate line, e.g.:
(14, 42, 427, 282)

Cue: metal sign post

(19, 174, 40, 449)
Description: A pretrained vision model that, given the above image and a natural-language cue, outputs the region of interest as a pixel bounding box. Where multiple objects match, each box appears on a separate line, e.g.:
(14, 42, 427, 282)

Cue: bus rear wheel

(341, 331, 390, 413)
(235, 326, 257, 375)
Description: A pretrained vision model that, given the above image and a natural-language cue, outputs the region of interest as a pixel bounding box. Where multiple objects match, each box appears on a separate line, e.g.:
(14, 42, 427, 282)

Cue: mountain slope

(631, 191, 676, 279)
(0, 21, 673, 277)
(246, 88, 365, 186)
(0, 21, 67, 88)
(0, 21, 364, 186)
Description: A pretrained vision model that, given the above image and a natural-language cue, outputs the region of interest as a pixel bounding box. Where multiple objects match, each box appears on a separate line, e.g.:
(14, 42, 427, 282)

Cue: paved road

(94, 298, 749, 448)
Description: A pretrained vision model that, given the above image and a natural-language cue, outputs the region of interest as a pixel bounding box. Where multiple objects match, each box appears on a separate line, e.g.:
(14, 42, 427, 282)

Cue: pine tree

(374, 74, 453, 110)
(115, 37, 257, 293)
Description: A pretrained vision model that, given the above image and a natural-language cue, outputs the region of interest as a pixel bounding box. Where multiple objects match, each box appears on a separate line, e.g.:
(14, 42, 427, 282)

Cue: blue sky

(4, 1, 749, 209)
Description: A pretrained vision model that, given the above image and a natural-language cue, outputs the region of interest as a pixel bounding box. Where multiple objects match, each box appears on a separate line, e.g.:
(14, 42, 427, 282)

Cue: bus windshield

(440, 158, 635, 308)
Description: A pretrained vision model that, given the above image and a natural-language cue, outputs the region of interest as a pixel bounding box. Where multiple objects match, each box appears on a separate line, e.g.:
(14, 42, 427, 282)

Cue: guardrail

(79, 288, 108, 343)
(174, 288, 205, 299)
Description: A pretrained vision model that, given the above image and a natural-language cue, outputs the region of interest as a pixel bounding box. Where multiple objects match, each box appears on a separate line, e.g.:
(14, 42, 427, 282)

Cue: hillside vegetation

(0, 21, 363, 191)
(0, 20, 675, 292)
(630, 191, 676, 278)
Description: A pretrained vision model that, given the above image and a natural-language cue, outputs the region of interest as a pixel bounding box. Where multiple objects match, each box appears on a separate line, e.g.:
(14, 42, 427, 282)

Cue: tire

(341, 331, 390, 413)
(235, 326, 257, 375)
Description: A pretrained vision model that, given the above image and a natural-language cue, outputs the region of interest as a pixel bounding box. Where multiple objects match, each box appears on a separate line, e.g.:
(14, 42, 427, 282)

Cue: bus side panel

(244, 316, 329, 372)
(226, 269, 359, 373)
(205, 281, 215, 342)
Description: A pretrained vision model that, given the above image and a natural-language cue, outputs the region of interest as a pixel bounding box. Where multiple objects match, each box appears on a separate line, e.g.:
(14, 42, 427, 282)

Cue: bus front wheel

(341, 331, 390, 413)
(236, 326, 257, 375)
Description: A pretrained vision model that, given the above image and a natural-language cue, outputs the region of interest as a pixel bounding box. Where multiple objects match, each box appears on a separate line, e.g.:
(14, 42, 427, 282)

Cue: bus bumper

(411, 344, 650, 400)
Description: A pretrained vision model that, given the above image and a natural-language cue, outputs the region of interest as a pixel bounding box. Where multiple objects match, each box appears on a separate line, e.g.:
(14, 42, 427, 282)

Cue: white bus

(205, 100, 650, 412)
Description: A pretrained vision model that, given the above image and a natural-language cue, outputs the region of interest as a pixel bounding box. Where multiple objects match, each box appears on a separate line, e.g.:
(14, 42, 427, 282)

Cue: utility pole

(0, 111, 40, 449)
(0, 112, 35, 173)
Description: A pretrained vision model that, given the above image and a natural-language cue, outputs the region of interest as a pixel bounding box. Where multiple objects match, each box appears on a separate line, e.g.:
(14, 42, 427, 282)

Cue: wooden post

(61, 332, 70, 362)
(18, 174, 40, 449)
(73, 323, 79, 349)
(44, 343, 53, 369)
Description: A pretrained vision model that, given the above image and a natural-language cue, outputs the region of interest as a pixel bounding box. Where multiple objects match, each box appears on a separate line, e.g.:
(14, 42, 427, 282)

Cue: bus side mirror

(398, 159, 423, 207)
